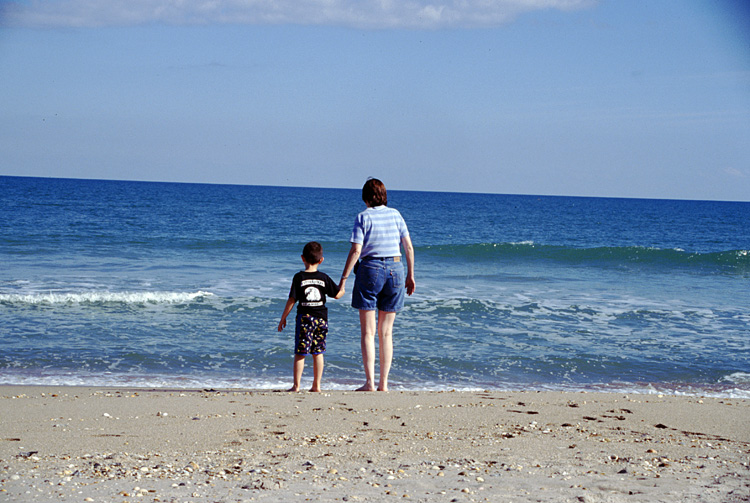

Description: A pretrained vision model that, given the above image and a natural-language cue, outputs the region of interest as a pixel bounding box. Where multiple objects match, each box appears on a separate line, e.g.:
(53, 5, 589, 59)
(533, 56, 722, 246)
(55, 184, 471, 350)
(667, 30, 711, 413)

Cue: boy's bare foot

(309, 387, 322, 392)
(377, 387, 389, 392)
(356, 384, 376, 391)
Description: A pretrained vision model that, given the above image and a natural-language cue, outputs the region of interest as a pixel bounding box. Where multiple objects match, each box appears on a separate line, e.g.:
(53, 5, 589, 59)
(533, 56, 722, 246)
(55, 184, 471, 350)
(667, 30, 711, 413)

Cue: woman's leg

(357, 309, 377, 391)
(377, 310, 396, 391)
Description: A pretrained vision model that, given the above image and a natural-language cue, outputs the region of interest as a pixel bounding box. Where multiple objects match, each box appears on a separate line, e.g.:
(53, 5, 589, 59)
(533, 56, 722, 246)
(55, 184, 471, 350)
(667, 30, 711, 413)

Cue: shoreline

(2, 386, 748, 502)
(2, 380, 748, 400)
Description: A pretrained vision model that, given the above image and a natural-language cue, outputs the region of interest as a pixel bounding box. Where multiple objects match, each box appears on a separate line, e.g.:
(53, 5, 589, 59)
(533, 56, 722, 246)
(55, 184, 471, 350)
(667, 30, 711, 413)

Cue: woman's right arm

(339, 242, 362, 291)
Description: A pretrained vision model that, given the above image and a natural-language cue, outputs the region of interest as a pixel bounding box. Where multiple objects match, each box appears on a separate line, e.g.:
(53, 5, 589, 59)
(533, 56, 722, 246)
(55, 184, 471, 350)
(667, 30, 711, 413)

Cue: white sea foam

(722, 372, 750, 384)
(0, 291, 214, 305)
(1, 371, 748, 398)
(0, 372, 285, 391)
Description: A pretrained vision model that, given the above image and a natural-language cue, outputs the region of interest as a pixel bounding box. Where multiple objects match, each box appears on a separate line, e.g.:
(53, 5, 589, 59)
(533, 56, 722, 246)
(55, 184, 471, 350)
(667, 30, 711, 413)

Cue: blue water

(1, 176, 749, 397)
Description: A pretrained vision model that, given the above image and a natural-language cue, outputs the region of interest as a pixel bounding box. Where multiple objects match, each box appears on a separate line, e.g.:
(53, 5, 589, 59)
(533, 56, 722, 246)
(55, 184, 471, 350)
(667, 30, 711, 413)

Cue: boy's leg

(310, 353, 324, 392)
(377, 310, 396, 392)
(357, 309, 377, 391)
(288, 355, 305, 392)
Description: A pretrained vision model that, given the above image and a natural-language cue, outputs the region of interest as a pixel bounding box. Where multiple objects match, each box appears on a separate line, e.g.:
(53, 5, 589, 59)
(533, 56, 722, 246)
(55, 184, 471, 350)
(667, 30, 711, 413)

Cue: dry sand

(1, 386, 748, 502)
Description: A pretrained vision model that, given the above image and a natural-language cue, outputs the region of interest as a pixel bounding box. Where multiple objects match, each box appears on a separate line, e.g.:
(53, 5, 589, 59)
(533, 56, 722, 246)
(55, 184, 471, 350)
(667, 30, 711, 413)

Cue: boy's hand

(278, 297, 295, 331)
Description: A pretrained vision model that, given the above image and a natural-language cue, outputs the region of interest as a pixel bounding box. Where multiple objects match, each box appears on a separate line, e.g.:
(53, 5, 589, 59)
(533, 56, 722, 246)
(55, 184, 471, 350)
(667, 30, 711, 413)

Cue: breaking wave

(0, 291, 214, 306)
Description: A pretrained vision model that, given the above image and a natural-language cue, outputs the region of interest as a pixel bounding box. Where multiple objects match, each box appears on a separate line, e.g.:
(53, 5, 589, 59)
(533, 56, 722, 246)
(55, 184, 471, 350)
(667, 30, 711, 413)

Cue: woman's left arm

(402, 235, 415, 296)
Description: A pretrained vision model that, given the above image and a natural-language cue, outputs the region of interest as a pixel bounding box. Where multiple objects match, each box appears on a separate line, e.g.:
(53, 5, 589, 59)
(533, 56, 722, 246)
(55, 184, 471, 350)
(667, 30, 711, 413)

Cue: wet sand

(1, 386, 748, 502)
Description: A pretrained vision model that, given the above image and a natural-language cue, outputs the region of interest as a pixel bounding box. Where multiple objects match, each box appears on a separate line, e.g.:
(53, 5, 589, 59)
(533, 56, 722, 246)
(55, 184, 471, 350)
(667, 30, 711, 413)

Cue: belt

(362, 256, 401, 262)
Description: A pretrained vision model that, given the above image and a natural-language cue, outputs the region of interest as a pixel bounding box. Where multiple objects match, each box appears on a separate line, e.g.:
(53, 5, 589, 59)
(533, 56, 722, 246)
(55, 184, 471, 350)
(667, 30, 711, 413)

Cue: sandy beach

(1, 387, 748, 502)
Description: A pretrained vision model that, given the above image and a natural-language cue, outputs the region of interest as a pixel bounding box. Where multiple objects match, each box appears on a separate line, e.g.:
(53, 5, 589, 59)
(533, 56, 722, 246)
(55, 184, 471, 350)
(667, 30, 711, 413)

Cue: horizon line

(2, 174, 748, 204)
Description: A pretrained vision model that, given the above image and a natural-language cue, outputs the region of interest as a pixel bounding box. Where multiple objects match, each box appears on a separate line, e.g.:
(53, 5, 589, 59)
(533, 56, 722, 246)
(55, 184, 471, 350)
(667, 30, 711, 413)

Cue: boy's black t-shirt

(289, 270, 339, 319)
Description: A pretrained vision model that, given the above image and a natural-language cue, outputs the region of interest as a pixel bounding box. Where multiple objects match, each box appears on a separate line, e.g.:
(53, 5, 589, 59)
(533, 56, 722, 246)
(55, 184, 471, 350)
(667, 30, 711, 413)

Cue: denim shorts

(351, 257, 405, 312)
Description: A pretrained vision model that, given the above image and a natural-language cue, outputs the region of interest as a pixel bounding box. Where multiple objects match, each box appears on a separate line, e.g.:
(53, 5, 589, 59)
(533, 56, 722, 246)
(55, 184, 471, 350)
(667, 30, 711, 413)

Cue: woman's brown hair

(362, 178, 387, 207)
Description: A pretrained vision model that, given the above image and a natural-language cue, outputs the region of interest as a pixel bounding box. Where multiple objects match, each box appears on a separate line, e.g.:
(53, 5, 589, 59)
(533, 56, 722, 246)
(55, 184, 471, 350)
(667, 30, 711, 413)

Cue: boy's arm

(278, 297, 296, 331)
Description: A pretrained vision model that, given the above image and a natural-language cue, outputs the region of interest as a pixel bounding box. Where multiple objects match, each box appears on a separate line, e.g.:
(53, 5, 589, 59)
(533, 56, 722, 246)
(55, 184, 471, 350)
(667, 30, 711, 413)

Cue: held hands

(337, 277, 347, 298)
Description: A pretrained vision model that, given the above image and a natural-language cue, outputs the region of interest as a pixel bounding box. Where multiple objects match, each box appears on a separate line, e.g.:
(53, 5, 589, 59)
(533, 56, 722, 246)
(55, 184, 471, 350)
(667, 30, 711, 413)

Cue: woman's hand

(405, 275, 415, 296)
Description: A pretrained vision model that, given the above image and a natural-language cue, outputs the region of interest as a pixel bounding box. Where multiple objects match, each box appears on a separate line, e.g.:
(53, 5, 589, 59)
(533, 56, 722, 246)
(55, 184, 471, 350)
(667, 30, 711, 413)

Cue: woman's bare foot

(286, 386, 300, 392)
(356, 384, 376, 391)
(309, 387, 322, 392)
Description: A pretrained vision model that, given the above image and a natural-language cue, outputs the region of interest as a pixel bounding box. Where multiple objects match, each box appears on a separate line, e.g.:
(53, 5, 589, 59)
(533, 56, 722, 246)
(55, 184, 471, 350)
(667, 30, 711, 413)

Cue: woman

(339, 178, 415, 392)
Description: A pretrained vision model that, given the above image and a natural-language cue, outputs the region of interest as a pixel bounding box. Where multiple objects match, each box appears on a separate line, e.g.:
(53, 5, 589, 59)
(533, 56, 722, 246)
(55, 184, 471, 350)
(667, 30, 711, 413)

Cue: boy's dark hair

(362, 178, 387, 207)
(302, 241, 324, 265)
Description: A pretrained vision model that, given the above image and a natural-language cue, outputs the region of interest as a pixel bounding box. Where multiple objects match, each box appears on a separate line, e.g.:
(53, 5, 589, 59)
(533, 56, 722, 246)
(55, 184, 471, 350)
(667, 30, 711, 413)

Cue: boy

(278, 241, 344, 392)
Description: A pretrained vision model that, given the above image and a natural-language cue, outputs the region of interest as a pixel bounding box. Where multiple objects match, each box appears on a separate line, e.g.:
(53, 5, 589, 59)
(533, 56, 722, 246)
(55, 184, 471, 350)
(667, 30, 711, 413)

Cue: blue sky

(1, 1, 748, 201)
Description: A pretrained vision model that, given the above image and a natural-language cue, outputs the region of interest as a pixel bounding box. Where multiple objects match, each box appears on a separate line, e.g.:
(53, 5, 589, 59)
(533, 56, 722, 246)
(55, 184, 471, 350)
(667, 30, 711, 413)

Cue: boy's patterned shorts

(295, 313, 327, 355)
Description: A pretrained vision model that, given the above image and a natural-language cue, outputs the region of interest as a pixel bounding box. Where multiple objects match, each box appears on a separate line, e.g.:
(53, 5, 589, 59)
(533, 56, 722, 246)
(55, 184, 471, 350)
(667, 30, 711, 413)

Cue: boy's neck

(304, 263, 320, 273)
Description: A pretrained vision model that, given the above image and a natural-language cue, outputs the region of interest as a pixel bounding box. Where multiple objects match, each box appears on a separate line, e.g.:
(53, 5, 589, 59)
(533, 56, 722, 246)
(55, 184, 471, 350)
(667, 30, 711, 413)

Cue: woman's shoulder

(368, 205, 402, 215)
(356, 206, 404, 224)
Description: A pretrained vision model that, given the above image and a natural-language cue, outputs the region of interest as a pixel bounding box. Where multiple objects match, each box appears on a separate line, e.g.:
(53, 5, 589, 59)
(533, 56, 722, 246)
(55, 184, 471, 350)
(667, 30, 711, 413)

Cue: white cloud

(1, 0, 596, 29)
(724, 168, 747, 179)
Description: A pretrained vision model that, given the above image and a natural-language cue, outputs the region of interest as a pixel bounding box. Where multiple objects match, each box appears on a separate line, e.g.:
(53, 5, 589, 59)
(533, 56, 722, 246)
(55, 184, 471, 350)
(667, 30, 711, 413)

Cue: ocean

(1, 176, 748, 397)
